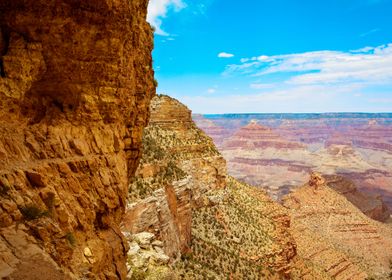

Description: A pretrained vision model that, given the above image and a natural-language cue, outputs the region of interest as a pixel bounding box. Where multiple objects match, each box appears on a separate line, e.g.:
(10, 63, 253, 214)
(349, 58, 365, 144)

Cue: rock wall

(0, 1, 155, 279)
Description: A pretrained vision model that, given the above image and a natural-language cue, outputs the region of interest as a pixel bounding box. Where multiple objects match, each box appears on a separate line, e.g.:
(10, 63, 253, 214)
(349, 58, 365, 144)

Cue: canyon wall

(122, 95, 226, 264)
(0, 1, 155, 279)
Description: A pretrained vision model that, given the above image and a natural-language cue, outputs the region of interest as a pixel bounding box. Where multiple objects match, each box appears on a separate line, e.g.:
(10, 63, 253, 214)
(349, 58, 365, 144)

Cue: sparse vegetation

(65, 232, 77, 247)
(0, 177, 11, 197)
(173, 177, 291, 279)
(19, 204, 48, 220)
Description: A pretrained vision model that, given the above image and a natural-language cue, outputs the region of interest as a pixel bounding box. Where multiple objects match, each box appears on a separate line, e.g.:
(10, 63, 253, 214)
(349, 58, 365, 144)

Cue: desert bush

(19, 204, 48, 220)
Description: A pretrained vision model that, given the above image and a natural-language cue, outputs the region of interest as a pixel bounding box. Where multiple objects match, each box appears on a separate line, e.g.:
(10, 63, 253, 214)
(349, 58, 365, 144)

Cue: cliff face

(325, 175, 391, 222)
(283, 173, 392, 279)
(0, 1, 155, 279)
(122, 95, 226, 263)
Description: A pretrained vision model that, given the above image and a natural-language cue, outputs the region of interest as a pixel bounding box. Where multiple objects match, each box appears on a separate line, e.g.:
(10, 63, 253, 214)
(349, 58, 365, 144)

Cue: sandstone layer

(0, 1, 155, 279)
(325, 175, 391, 222)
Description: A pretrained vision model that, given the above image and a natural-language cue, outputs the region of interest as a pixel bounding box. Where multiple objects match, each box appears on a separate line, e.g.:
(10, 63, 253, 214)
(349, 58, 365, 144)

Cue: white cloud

(250, 83, 274, 89)
(207, 88, 216, 94)
(360, 28, 380, 37)
(147, 0, 186, 36)
(225, 43, 392, 86)
(218, 52, 235, 58)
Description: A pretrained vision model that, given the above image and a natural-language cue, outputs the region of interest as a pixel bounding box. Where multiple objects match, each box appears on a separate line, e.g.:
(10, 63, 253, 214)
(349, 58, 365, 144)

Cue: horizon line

(194, 112, 392, 115)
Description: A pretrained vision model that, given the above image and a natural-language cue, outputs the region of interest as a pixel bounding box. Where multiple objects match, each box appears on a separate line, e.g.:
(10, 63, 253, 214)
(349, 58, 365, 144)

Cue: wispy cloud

(226, 43, 392, 86)
(360, 28, 380, 37)
(218, 52, 235, 58)
(147, 0, 186, 36)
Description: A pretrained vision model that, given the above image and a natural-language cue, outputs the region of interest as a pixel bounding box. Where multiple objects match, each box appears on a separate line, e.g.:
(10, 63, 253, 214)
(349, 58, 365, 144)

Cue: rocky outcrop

(0, 1, 155, 279)
(283, 173, 392, 279)
(122, 95, 227, 264)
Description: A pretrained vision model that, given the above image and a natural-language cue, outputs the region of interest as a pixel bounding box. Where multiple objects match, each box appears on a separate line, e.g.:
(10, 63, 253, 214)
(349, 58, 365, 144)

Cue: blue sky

(148, 0, 392, 113)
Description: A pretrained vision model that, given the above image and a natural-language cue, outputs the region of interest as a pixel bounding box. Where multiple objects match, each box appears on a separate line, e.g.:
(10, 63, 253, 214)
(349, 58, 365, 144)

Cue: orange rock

(0, 0, 155, 278)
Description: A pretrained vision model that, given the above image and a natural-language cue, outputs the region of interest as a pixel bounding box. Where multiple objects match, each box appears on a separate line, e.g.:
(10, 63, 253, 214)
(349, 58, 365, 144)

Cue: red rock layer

(223, 120, 305, 150)
(0, 1, 155, 279)
(193, 114, 233, 147)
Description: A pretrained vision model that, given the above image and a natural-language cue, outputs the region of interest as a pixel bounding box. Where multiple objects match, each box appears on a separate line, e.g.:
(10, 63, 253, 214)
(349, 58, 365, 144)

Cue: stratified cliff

(0, 1, 155, 279)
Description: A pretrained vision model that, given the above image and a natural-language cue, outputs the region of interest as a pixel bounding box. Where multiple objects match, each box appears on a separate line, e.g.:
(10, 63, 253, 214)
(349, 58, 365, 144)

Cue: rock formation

(283, 173, 392, 279)
(0, 1, 155, 279)
(122, 95, 226, 277)
(223, 120, 305, 150)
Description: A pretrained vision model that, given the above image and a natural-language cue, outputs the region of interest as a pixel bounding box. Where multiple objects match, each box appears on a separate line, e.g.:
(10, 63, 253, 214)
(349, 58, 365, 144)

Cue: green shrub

(65, 232, 77, 247)
(19, 205, 48, 220)
(0, 178, 11, 197)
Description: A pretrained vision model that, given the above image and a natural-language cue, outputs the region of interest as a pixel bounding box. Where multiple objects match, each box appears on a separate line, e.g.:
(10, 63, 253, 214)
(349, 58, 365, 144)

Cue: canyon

(1, 1, 392, 279)
(123, 95, 392, 279)
(195, 114, 392, 222)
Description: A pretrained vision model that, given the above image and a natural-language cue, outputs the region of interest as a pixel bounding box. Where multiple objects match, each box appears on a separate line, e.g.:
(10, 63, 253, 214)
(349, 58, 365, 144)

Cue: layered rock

(223, 120, 305, 150)
(199, 115, 392, 212)
(283, 173, 392, 279)
(0, 1, 155, 279)
(192, 114, 233, 147)
(220, 120, 311, 200)
(122, 95, 227, 263)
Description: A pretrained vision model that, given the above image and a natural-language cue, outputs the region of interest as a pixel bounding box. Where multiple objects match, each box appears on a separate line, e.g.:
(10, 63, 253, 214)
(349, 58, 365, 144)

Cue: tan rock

(83, 247, 93, 258)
